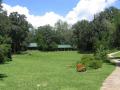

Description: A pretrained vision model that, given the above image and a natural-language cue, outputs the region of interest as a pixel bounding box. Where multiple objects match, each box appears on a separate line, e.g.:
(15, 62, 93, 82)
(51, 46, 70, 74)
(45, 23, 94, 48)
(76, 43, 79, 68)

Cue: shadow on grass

(108, 57, 120, 67)
(77, 50, 94, 54)
(116, 62, 120, 67)
(103, 60, 116, 66)
(0, 62, 10, 65)
(14, 51, 28, 55)
(109, 57, 120, 59)
(0, 74, 7, 81)
(107, 62, 116, 66)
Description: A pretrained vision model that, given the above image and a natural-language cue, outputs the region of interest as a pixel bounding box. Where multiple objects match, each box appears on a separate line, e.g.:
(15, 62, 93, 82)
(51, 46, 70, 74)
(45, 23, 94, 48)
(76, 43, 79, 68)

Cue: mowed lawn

(113, 51, 120, 57)
(0, 51, 115, 90)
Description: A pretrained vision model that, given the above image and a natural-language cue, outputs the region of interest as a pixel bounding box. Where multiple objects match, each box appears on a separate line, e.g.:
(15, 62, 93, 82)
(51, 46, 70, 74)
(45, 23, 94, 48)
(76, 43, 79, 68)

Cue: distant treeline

(33, 7, 120, 52)
(1, 0, 120, 63)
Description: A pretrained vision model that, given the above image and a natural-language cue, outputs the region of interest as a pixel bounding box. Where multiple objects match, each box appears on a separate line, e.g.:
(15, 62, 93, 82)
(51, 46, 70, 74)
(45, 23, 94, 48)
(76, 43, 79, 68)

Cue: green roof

(28, 43, 38, 48)
(58, 45, 72, 48)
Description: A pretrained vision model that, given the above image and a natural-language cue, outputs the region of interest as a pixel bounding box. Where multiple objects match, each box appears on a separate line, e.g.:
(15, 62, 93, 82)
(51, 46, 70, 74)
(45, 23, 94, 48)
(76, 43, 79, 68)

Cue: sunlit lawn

(113, 51, 120, 57)
(0, 51, 115, 90)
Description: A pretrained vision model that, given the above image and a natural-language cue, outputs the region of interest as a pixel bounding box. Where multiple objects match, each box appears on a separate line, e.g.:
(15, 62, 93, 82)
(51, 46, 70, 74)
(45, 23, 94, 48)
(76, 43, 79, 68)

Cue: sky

(2, 0, 120, 27)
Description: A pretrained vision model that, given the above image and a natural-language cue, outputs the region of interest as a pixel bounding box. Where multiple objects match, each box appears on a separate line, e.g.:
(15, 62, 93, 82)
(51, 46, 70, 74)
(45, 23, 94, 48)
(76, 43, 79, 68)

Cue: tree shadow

(0, 74, 7, 81)
(77, 50, 93, 54)
(0, 62, 10, 65)
(109, 57, 120, 59)
(116, 62, 120, 67)
(108, 57, 120, 67)
(103, 59, 116, 66)
(106, 62, 116, 66)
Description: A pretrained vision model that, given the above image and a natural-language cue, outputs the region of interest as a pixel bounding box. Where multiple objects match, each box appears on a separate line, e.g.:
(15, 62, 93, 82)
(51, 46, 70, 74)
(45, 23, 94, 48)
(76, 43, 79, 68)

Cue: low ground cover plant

(77, 55, 103, 71)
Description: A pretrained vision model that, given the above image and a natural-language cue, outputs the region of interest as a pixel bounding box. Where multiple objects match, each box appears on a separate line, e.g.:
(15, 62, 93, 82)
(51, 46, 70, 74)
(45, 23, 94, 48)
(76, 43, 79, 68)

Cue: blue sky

(2, 0, 120, 27)
(3, 0, 79, 16)
(113, 0, 120, 9)
(3, 0, 120, 16)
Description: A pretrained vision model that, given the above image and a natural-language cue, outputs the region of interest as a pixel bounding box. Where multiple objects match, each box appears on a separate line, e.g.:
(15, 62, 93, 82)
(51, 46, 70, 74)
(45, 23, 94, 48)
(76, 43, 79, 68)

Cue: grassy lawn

(0, 51, 115, 90)
(112, 51, 120, 57)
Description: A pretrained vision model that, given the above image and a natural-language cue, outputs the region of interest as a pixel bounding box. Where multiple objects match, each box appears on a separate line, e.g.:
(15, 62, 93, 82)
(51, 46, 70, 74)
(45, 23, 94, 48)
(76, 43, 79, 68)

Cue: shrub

(0, 44, 12, 63)
(49, 42, 57, 51)
(80, 55, 94, 67)
(0, 49, 5, 64)
(80, 55, 102, 69)
(89, 60, 102, 69)
(94, 45, 108, 61)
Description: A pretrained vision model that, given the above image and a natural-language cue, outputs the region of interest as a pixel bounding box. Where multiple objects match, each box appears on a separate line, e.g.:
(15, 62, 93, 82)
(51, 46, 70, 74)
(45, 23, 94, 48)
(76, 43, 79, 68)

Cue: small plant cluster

(94, 42, 108, 61)
(0, 44, 12, 64)
(76, 55, 102, 72)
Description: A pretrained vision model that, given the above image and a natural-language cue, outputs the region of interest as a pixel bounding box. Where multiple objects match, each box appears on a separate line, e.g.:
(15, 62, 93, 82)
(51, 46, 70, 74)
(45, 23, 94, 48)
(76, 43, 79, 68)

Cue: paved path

(101, 51, 120, 90)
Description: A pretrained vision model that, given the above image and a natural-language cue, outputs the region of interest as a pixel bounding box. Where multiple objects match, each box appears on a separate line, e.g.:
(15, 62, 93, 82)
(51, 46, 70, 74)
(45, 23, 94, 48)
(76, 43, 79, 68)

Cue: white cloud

(27, 12, 64, 27)
(2, 3, 64, 27)
(2, 3, 29, 16)
(2, 0, 117, 27)
(66, 0, 117, 24)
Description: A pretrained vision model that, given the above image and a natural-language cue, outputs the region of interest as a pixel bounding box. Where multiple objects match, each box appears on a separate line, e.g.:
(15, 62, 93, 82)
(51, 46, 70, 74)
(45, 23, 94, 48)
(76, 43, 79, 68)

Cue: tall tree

(36, 25, 57, 51)
(55, 20, 73, 44)
(72, 20, 94, 51)
(93, 7, 120, 49)
(0, 0, 12, 63)
(9, 12, 29, 53)
(0, 0, 2, 11)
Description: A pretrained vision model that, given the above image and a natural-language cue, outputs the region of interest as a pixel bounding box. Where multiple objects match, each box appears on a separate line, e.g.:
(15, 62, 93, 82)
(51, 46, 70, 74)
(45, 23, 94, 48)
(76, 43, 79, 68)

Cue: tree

(54, 20, 73, 44)
(35, 25, 57, 51)
(72, 20, 94, 51)
(93, 7, 120, 49)
(0, 0, 2, 11)
(9, 12, 29, 53)
(0, 11, 11, 37)
(0, 1, 12, 63)
(91, 7, 119, 60)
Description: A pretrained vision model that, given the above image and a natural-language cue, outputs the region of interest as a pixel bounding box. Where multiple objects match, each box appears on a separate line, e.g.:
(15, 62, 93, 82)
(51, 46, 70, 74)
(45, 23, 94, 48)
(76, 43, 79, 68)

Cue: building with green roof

(28, 43, 38, 49)
(58, 45, 73, 51)
(28, 43, 74, 51)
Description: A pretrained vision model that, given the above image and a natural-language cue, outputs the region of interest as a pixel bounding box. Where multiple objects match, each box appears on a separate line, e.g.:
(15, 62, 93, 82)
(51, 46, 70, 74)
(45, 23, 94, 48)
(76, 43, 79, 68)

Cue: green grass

(113, 52, 120, 57)
(0, 51, 115, 90)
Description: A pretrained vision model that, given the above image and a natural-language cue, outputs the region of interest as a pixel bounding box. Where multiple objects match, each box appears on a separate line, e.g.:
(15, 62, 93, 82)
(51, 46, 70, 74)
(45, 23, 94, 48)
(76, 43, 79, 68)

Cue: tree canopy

(0, 5, 120, 63)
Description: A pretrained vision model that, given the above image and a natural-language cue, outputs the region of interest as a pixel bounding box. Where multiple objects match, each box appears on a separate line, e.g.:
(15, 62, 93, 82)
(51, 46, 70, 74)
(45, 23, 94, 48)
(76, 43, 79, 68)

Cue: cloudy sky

(2, 0, 120, 27)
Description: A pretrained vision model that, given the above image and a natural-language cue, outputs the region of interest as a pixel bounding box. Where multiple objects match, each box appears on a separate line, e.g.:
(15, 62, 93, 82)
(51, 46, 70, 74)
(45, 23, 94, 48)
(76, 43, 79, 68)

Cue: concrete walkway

(101, 51, 120, 90)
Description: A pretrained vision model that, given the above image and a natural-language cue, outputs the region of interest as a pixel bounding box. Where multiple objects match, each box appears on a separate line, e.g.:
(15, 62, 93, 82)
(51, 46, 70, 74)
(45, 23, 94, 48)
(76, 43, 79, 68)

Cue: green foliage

(0, 10, 12, 63)
(76, 60, 81, 64)
(0, 49, 5, 64)
(72, 7, 120, 53)
(0, 44, 12, 62)
(9, 12, 29, 53)
(49, 42, 58, 51)
(0, 44, 12, 64)
(35, 21, 73, 51)
(80, 55, 102, 69)
(80, 55, 93, 66)
(55, 20, 73, 45)
(89, 60, 102, 69)
(36, 25, 58, 51)
(72, 20, 94, 51)
(94, 45, 108, 61)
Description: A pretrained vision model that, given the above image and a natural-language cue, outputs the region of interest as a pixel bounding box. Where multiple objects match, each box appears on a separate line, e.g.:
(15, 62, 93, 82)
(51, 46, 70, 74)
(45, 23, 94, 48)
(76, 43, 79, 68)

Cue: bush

(89, 60, 102, 69)
(80, 55, 102, 69)
(0, 49, 5, 64)
(94, 45, 108, 61)
(49, 42, 57, 51)
(80, 55, 94, 67)
(0, 44, 12, 63)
